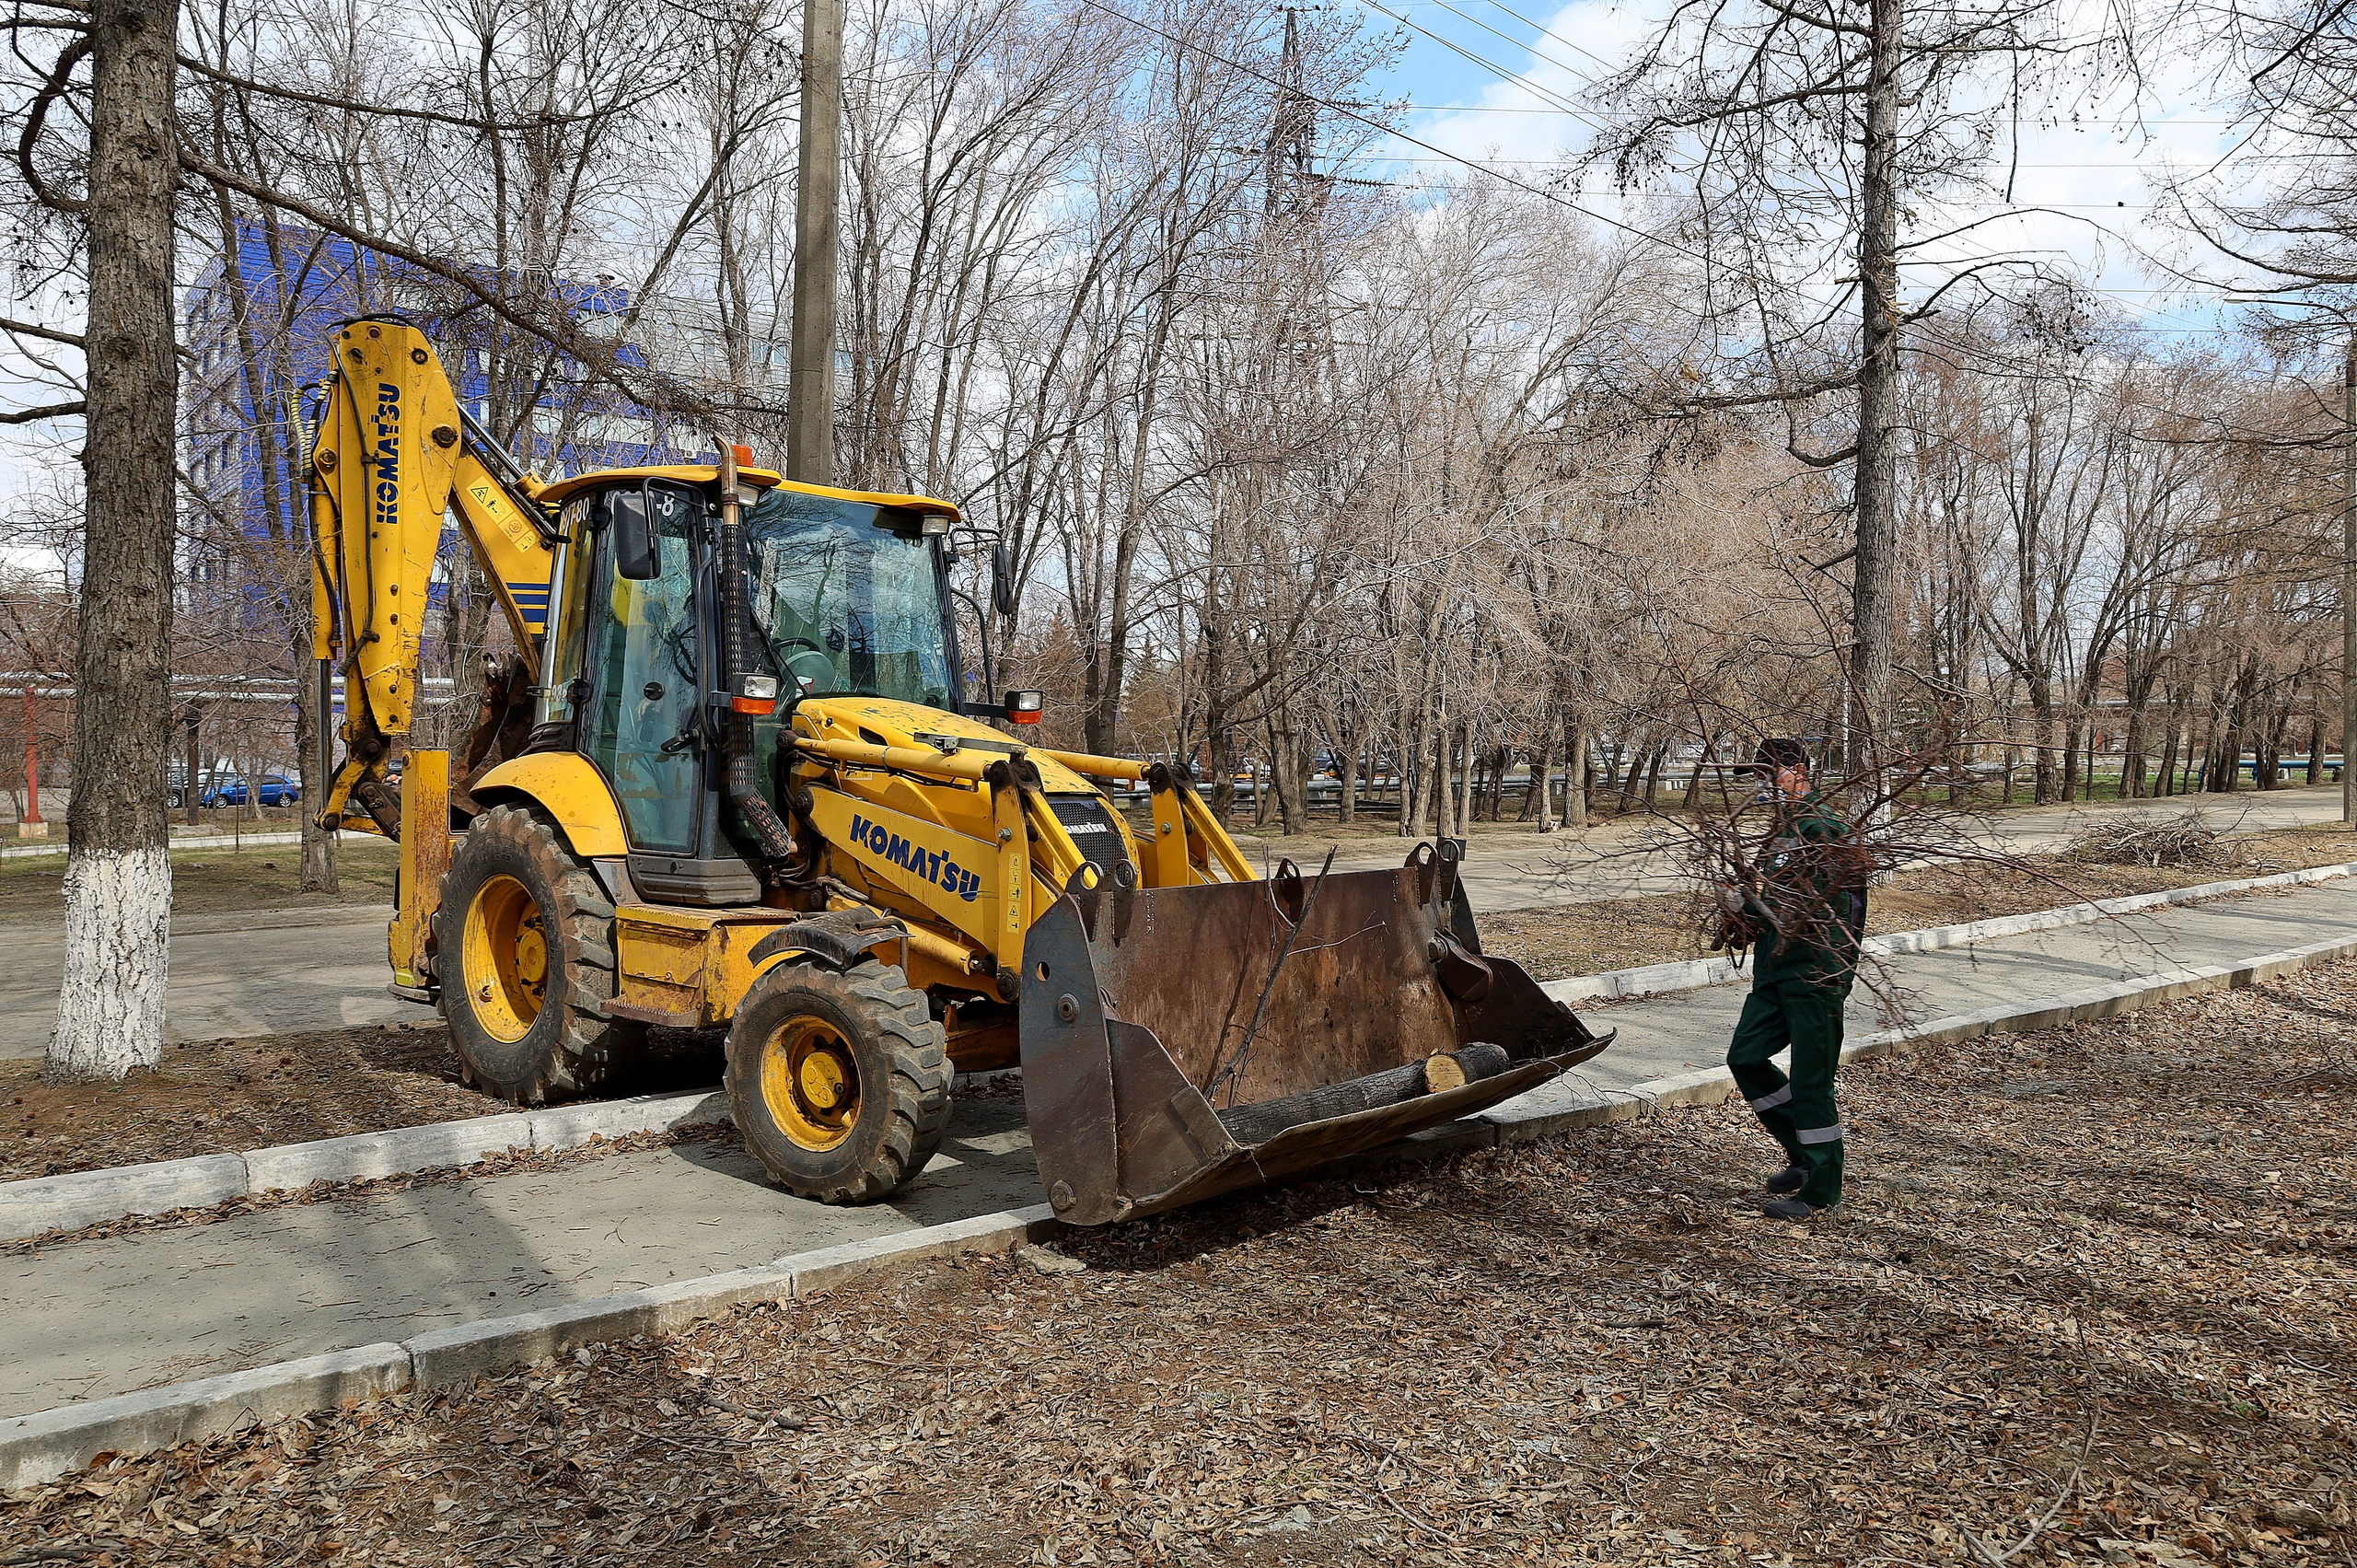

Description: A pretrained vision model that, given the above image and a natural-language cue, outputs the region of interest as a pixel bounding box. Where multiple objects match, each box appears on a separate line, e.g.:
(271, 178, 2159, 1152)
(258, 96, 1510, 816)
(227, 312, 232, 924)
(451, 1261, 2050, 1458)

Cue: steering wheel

(778, 645, 837, 690)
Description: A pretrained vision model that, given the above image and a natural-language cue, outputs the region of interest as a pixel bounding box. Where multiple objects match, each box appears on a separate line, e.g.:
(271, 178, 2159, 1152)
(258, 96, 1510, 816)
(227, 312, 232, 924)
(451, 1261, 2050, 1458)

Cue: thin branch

(0, 401, 85, 424)
(0, 316, 83, 350)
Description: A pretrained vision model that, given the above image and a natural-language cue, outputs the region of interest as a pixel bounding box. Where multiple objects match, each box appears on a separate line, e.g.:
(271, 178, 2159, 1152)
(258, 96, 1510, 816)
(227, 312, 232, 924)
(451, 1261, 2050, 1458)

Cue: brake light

(731, 696, 777, 715)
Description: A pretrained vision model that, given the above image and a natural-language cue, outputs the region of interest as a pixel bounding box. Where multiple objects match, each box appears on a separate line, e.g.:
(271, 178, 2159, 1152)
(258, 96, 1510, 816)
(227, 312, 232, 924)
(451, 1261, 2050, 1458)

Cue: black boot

(1765, 1165, 1806, 1195)
(1762, 1196, 1817, 1221)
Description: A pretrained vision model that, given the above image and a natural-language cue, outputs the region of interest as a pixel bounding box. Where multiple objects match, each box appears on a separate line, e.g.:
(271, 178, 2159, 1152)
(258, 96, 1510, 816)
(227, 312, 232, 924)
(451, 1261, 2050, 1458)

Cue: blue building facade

(182, 222, 694, 610)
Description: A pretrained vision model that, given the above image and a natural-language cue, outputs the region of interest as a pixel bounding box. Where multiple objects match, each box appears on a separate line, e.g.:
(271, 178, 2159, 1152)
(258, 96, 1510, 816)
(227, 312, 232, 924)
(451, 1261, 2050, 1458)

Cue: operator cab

(535, 468, 965, 904)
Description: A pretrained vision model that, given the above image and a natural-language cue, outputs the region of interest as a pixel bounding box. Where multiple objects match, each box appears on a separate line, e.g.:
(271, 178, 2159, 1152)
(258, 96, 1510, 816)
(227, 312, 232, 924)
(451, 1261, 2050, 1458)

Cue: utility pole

(2342, 337, 2354, 824)
(787, 0, 842, 486)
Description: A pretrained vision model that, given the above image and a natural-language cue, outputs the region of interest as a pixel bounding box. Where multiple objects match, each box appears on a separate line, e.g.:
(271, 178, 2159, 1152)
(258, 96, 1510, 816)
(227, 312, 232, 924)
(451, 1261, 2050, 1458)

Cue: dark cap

(1753, 738, 1809, 774)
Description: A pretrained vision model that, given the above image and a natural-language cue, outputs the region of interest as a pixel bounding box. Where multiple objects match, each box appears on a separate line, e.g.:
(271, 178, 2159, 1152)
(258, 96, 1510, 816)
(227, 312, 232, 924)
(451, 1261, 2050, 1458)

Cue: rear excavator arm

(307, 318, 558, 838)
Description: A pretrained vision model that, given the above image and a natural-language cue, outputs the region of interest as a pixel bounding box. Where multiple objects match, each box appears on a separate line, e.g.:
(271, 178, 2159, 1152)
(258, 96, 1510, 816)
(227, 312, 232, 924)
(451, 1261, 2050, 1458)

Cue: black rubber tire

(725, 961, 952, 1203)
(436, 802, 642, 1103)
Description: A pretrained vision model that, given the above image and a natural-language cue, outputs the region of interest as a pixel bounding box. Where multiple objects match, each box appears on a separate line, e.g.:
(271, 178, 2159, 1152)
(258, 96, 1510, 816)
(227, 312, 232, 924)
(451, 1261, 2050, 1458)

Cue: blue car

(205, 773, 302, 807)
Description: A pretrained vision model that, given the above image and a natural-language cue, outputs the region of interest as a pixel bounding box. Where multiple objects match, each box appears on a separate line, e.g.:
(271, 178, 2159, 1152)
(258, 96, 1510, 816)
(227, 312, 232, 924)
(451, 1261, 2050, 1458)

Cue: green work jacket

(1751, 792, 1865, 991)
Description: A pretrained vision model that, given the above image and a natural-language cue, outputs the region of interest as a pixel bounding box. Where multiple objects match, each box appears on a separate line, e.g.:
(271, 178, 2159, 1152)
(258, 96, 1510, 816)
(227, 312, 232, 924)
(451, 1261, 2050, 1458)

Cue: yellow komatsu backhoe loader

(308, 317, 1613, 1223)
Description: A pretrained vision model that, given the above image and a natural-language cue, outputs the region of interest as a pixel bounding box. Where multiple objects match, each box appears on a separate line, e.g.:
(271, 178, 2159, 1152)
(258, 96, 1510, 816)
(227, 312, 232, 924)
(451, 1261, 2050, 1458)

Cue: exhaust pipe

(714, 440, 795, 864)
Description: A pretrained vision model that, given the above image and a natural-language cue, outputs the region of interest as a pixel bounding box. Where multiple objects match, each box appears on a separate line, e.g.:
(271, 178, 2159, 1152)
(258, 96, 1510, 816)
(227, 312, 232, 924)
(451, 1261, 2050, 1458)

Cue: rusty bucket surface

(1019, 843, 1614, 1224)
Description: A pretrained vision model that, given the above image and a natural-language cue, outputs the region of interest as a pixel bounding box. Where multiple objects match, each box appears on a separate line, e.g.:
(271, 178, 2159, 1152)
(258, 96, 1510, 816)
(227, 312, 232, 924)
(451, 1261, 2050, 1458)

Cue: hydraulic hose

(715, 442, 796, 864)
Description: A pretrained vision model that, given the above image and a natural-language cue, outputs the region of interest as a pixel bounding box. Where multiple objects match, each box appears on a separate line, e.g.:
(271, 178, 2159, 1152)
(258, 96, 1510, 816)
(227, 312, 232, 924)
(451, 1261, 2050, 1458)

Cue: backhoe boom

(307, 318, 557, 836)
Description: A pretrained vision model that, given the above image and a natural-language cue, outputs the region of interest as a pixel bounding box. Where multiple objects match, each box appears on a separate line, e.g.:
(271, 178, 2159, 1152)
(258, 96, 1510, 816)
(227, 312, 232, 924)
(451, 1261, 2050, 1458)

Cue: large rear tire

(437, 802, 642, 1103)
(726, 961, 952, 1202)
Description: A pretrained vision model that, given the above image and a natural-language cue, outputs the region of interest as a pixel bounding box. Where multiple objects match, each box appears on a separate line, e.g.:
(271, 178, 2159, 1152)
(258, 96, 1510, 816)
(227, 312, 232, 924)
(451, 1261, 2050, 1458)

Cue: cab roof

(530, 465, 962, 522)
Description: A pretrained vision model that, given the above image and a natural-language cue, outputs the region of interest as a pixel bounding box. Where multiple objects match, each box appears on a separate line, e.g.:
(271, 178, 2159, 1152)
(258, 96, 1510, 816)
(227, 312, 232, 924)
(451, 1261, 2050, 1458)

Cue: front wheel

(436, 803, 643, 1103)
(726, 961, 952, 1203)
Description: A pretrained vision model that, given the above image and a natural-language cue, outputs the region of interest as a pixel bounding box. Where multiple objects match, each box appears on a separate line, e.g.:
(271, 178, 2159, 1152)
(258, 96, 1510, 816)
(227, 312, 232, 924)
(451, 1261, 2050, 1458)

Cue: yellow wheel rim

(462, 874, 547, 1043)
(759, 1016, 862, 1151)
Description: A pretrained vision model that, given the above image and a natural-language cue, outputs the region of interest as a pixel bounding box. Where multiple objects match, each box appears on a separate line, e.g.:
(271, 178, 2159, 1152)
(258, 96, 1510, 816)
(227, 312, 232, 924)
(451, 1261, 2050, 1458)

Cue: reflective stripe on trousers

(1749, 1085, 1794, 1112)
(1796, 1123, 1845, 1145)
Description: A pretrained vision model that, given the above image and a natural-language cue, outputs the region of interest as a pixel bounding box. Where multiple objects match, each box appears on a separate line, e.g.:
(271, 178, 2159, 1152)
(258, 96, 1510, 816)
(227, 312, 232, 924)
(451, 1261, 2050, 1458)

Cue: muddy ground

(4, 960, 2351, 1566)
(0, 1022, 724, 1182)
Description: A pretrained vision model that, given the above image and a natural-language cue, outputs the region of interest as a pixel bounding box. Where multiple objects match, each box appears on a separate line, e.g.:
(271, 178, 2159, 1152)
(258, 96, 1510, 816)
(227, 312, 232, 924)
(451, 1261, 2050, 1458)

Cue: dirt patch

(6, 960, 2352, 1564)
(0, 1024, 724, 1182)
(1481, 821, 2357, 981)
(0, 839, 400, 922)
(0, 1023, 489, 1181)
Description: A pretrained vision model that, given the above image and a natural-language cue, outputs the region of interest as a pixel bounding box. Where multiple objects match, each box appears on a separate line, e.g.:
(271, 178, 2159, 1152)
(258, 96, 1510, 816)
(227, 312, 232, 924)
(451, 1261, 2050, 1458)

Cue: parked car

(167, 769, 302, 809)
(212, 772, 302, 807)
(167, 768, 236, 810)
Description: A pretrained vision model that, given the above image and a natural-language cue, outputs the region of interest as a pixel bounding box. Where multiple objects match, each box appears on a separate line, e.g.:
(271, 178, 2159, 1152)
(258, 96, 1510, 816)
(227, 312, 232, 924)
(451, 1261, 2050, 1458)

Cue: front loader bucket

(1020, 843, 1615, 1224)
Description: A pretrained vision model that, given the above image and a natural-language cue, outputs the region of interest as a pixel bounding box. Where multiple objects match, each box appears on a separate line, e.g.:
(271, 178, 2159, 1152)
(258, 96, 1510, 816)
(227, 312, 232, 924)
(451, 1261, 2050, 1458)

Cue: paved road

(0, 906, 414, 1062)
(0, 786, 2340, 1061)
(7, 876, 2351, 1420)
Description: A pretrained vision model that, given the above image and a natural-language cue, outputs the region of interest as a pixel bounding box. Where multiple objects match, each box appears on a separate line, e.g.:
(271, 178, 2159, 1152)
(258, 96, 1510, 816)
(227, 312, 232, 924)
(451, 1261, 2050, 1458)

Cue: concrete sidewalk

(8, 876, 2352, 1423)
(1577, 875, 2356, 1085)
(0, 905, 412, 1061)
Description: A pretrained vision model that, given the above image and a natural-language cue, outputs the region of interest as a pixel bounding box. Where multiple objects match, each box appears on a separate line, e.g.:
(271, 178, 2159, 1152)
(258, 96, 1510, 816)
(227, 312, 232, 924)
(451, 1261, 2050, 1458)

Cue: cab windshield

(743, 488, 956, 709)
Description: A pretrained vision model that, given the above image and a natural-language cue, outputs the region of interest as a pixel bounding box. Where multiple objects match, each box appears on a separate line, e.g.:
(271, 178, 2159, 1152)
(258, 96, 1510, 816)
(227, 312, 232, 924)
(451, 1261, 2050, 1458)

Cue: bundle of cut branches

(2066, 810, 2229, 868)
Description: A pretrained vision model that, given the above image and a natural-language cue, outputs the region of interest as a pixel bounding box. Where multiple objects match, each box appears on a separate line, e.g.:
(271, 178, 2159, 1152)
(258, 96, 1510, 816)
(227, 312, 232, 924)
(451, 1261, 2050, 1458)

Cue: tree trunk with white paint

(48, 0, 180, 1083)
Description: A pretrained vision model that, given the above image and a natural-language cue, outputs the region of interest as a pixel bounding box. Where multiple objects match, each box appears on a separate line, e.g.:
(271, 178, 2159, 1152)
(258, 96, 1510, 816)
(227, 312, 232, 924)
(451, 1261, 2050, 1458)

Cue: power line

(1350, 0, 1608, 130)
(1070, 0, 1717, 264)
(1394, 104, 2264, 125)
(1476, 0, 1625, 75)
(1415, 0, 1612, 99)
(1077, 0, 2243, 373)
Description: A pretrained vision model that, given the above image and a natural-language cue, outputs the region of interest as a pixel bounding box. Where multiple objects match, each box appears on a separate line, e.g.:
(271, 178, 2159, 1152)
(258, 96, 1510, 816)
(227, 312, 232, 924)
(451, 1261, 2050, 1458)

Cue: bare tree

(1585, 0, 2132, 760)
(8, 0, 184, 1081)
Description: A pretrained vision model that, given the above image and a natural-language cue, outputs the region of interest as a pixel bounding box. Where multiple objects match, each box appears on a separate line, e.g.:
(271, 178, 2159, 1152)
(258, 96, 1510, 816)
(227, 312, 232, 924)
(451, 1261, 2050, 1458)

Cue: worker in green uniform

(1724, 738, 1867, 1221)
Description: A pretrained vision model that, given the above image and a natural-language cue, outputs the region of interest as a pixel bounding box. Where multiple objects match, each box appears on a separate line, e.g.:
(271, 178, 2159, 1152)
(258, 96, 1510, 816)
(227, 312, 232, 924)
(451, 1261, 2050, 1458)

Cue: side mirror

(991, 540, 1017, 617)
(610, 486, 659, 580)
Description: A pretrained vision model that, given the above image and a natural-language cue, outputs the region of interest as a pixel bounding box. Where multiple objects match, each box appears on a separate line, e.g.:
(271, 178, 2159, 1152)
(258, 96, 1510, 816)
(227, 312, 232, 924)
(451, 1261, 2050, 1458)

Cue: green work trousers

(1725, 975, 1847, 1208)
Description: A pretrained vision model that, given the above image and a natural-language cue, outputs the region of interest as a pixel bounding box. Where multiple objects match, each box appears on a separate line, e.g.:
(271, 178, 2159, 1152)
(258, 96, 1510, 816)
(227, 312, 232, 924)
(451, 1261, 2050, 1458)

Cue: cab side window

(582, 485, 702, 854)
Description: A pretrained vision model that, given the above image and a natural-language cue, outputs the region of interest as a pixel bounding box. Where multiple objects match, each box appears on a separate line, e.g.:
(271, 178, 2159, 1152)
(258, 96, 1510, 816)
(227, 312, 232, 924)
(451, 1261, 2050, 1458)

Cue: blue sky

(1349, 0, 2264, 347)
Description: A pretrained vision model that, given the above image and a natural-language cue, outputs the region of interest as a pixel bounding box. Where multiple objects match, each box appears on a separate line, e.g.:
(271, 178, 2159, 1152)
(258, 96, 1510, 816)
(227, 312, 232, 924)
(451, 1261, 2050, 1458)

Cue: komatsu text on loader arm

(308, 318, 1613, 1223)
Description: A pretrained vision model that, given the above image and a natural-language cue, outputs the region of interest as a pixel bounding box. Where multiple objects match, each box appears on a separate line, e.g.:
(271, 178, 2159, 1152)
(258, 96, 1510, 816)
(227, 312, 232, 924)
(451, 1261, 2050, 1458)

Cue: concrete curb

(1541, 858, 2357, 1004)
(1489, 931, 2357, 1143)
(12, 861, 2353, 1242)
(0, 1343, 412, 1492)
(0, 1204, 1059, 1491)
(2, 1155, 250, 1237)
(1, 1090, 731, 1242)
